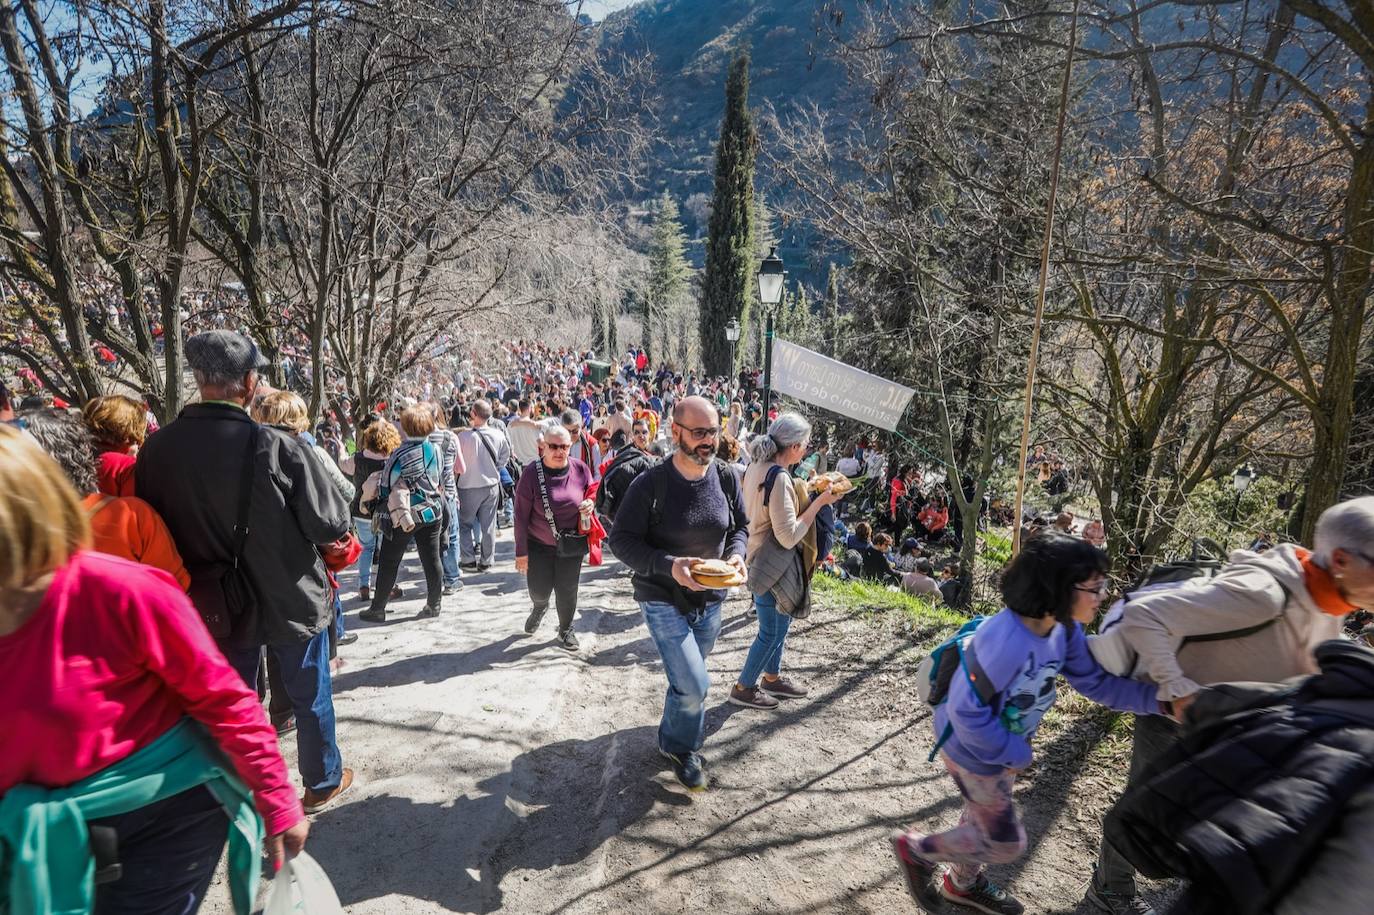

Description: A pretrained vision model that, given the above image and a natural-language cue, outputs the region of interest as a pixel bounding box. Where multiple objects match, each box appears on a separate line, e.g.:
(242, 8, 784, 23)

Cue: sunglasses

(545, 443, 571, 452)
(674, 423, 720, 440)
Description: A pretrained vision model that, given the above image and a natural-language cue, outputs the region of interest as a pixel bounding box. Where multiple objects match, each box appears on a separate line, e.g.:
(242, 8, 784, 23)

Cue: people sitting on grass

(901, 558, 939, 599)
(861, 532, 902, 585)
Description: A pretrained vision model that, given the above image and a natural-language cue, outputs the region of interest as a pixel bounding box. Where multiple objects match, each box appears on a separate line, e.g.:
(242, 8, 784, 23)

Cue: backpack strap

(760, 464, 786, 508)
(927, 637, 1000, 763)
(649, 462, 668, 529)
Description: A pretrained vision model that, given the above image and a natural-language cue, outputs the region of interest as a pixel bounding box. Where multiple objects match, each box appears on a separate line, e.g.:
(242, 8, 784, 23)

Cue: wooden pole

(1011, 0, 1081, 557)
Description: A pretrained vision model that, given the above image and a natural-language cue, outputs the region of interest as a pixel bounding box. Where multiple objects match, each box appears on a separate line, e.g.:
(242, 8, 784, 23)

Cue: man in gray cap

(136, 330, 357, 813)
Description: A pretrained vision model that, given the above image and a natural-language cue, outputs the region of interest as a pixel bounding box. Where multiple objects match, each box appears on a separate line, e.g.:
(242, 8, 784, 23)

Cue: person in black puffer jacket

(595, 422, 655, 524)
(1103, 639, 1374, 915)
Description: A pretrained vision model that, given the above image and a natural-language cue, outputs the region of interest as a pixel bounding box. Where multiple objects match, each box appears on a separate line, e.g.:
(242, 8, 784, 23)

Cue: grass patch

(813, 573, 965, 647)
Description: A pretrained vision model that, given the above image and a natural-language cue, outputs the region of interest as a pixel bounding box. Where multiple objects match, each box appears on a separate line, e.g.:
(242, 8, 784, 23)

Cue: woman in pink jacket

(0, 425, 308, 913)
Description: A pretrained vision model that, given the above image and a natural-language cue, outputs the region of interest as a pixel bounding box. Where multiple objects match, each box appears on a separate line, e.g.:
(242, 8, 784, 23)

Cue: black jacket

(1104, 640, 1374, 915)
(596, 445, 654, 521)
(135, 402, 350, 644)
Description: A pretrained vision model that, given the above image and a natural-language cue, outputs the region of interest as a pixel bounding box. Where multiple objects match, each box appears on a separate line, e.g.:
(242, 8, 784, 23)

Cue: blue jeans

(440, 496, 462, 586)
(739, 589, 792, 688)
(223, 630, 343, 793)
(354, 517, 377, 589)
(640, 600, 722, 755)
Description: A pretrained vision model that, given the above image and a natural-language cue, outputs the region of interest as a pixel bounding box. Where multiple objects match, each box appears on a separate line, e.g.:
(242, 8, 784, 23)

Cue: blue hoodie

(934, 608, 1159, 775)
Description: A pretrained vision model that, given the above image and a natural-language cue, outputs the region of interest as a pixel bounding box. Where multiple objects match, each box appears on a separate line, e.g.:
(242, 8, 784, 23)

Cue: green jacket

(0, 718, 262, 915)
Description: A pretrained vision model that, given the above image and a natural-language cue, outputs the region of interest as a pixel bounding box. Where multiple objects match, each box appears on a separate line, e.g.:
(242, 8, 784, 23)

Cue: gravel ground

(203, 528, 1171, 914)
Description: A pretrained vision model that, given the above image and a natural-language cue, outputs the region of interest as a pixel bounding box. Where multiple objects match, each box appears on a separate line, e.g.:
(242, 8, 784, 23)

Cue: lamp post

(757, 247, 785, 427)
(1228, 463, 1256, 549)
(725, 317, 741, 391)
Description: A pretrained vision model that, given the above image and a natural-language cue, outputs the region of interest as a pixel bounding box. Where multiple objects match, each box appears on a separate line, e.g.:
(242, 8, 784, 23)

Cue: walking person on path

(892, 533, 1171, 915)
(133, 329, 355, 816)
(456, 399, 511, 572)
(514, 425, 596, 651)
(0, 426, 309, 915)
(359, 405, 447, 622)
(341, 418, 403, 604)
(608, 396, 749, 792)
(428, 403, 466, 595)
(729, 412, 844, 710)
(1082, 496, 1374, 915)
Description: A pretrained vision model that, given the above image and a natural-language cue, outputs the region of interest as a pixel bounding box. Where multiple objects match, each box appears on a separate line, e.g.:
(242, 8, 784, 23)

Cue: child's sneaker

(940, 872, 1023, 915)
(890, 831, 945, 911)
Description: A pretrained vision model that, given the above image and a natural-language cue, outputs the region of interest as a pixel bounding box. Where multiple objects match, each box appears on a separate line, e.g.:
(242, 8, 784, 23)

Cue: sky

(575, 0, 640, 20)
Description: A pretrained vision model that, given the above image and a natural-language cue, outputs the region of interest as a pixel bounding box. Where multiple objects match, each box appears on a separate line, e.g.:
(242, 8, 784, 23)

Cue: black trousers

(90, 786, 228, 915)
(370, 520, 443, 612)
(527, 538, 584, 631)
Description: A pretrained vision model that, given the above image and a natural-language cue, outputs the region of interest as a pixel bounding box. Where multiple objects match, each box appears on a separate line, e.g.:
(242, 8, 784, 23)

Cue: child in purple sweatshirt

(893, 533, 1172, 915)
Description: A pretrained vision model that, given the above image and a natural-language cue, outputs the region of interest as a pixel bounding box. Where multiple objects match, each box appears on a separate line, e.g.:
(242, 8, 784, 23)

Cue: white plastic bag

(264, 852, 345, 915)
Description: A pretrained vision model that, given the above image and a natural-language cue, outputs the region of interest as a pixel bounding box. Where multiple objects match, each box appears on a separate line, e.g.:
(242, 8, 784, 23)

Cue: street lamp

(725, 318, 741, 388)
(1228, 463, 1256, 549)
(758, 247, 785, 424)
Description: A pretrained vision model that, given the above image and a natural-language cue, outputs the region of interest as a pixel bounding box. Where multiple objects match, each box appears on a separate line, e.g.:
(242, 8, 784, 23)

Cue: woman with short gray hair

(730, 412, 846, 710)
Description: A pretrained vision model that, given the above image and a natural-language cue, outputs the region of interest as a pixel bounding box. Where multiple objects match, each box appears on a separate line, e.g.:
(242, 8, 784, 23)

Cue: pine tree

(644, 191, 690, 365)
(700, 51, 757, 376)
(824, 263, 840, 357)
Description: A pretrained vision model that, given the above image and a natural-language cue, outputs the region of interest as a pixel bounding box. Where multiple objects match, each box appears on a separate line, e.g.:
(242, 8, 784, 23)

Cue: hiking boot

(357, 585, 370, 603)
(659, 748, 707, 791)
(890, 831, 944, 912)
(760, 677, 809, 699)
(337, 631, 359, 647)
(524, 605, 547, 635)
(940, 872, 1023, 915)
(557, 628, 579, 651)
(1084, 884, 1156, 915)
(302, 768, 355, 815)
(729, 684, 780, 710)
(389, 586, 403, 599)
(358, 608, 386, 624)
(416, 603, 440, 619)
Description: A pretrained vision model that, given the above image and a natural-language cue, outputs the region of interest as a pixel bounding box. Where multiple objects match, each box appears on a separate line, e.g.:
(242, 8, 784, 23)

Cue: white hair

(1313, 496, 1374, 567)
(541, 421, 571, 443)
(748, 411, 810, 464)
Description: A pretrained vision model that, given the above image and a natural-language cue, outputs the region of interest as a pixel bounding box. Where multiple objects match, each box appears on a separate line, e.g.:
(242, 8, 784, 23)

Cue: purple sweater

(514, 458, 593, 556)
(935, 607, 1159, 775)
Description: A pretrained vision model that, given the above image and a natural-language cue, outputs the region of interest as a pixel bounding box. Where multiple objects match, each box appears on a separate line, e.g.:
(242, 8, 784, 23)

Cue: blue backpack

(915, 616, 1003, 762)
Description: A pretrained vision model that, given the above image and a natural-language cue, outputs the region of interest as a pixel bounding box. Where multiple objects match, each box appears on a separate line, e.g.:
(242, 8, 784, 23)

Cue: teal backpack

(915, 616, 1005, 763)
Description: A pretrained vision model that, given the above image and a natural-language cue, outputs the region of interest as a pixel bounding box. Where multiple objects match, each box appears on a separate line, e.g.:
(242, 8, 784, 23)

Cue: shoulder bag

(535, 461, 589, 559)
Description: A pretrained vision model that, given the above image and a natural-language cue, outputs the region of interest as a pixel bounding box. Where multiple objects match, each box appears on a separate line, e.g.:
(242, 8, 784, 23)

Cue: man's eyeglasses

(1074, 580, 1109, 596)
(674, 422, 720, 440)
(545, 443, 571, 452)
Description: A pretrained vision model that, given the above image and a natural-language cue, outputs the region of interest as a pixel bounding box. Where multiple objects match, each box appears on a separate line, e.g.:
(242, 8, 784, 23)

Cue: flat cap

(185, 330, 270, 377)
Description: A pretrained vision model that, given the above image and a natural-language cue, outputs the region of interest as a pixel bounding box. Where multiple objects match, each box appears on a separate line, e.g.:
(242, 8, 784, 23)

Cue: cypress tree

(700, 51, 757, 376)
(644, 191, 690, 365)
(824, 263, 840, 356)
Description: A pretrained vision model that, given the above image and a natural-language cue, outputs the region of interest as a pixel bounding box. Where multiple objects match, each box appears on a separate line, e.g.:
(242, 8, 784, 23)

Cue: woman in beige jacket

(728, 413, 844, 711)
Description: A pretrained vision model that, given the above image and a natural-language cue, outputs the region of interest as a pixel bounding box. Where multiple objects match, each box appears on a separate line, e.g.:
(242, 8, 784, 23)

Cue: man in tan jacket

(1084, 496, 1374, 915)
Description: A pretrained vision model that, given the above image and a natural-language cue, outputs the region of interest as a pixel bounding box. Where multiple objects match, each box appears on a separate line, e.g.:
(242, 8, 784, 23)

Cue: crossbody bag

(535, 461, 589, 559)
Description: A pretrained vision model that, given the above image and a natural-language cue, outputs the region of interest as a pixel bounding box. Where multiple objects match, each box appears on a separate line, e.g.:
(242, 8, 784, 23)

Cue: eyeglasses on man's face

(674, 422, 720, 441)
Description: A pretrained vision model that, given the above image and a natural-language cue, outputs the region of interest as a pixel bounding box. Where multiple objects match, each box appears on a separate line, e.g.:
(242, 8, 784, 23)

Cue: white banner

(769, 339, 915, 432)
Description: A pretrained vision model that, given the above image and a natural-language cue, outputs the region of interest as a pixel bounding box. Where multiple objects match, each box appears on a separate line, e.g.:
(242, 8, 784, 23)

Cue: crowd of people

(2, 331, 1373, 915)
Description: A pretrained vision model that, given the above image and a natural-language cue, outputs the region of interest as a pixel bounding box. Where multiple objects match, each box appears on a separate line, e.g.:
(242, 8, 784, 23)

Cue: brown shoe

(728, 684, 780, 710)
(357, 585, 370, 603)
(302, 767, 355, 814)
(760, 677, 809, 699)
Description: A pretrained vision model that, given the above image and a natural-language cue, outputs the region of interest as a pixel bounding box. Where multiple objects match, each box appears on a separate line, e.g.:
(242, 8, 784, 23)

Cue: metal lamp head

(725, 318, 741, 342)
(1232, 464, 1256, 494)
(758, 247, 785, 306)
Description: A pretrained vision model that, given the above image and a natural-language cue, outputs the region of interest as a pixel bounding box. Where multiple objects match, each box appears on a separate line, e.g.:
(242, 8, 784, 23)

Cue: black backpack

(646, 458, 742, 528)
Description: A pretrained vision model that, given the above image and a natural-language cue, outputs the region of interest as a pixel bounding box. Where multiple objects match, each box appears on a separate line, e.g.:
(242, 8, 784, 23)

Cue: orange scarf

(1297, 547, 1358, 617)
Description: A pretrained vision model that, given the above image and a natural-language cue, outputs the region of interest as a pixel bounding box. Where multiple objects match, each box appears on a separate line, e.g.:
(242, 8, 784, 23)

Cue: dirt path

(205, 529, 1164, 914)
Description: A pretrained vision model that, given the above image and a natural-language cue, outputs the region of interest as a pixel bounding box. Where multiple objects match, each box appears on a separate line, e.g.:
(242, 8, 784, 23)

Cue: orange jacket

(83, 493, 192, 590)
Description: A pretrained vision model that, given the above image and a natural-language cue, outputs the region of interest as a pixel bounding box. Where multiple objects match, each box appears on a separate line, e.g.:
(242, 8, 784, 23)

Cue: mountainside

(600, 0, 865, 255)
